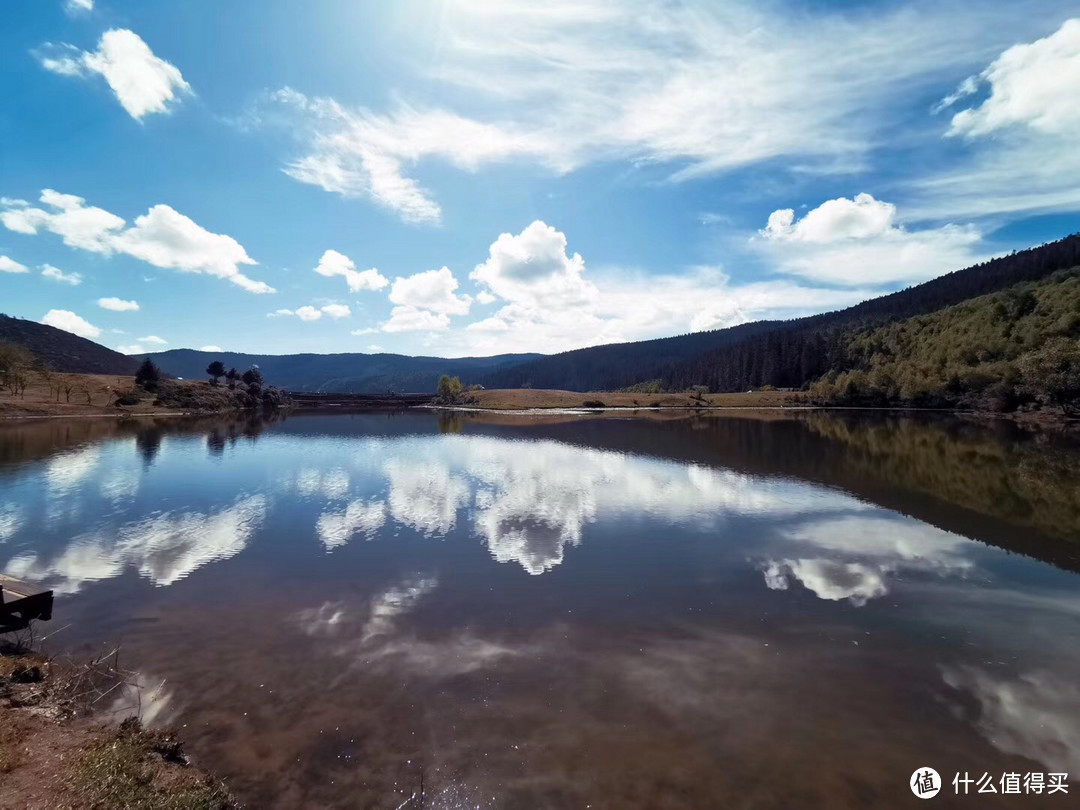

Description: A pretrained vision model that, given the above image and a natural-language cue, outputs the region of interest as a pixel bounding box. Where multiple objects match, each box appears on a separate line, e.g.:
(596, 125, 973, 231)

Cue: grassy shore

(0, 639, 234, 808)
(0, 373, 283, 419)
(467, 388, 802, 410)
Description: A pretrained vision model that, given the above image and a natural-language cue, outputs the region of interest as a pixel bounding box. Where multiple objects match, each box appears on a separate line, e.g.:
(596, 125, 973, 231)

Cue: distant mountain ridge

(139, 349, 544, 393)
(4, 233, 1077, 395)
(0, 314, 138, 375)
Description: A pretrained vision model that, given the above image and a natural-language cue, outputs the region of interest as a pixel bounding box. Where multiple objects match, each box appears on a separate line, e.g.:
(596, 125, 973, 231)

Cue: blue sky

(1, 0, 1078, 357)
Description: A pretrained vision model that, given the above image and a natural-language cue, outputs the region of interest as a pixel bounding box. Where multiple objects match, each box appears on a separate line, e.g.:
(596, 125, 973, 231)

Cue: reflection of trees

(206, 429, 227, 457)
(0, 413, 287, 478)
(801, 413, 1080, 546)
(437, 412, 465, 434)
(204, 414, 279, 457)
(135, 426, 163, 466)
(478, 412, 1080, 572)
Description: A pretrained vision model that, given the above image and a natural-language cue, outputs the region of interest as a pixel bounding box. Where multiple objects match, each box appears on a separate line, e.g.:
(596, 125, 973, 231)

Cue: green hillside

(811, 269, 1080, 413)
(0, 314, 138, 375)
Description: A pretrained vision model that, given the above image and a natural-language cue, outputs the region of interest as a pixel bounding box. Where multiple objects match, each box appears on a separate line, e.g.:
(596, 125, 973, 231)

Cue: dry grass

(1, 638, 236, 809)
(470, 388, 802, 411)
(0, 374, 247, 417)
(0, 373, 147, 417)
(70, 720, 234, 810)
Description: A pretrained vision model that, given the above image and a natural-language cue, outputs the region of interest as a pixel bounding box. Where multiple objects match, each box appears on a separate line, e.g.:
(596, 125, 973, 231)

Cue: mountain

(809, 268, 1080, 412)
(475, 320, 784, 392)
(139, 349, 544, 393)
(0, 314, 138, 375)
(481, 233, 1080, 392)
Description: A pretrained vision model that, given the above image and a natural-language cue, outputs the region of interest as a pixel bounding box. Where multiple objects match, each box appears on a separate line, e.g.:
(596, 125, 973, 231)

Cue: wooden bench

(0, 574, 53, 632)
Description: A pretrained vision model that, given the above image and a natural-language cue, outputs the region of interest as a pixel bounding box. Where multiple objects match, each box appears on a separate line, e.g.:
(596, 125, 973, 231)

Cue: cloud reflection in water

(760, 516, 979, 606)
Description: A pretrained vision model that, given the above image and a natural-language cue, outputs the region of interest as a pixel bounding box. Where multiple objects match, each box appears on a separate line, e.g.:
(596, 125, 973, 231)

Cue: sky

(1, 0, 1079, 358)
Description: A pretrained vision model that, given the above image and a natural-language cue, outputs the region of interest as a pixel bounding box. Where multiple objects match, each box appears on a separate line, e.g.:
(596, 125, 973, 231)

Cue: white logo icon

(911, 767, 941, 799)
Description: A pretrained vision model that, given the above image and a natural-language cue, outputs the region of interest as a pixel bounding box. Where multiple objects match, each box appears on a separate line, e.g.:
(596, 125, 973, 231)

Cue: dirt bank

(0, 640, 235, 809)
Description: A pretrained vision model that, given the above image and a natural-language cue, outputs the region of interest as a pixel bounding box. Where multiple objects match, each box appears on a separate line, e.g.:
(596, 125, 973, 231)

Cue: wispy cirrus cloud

(41, 264, 83, 285)
(255, 0, 1074, 225)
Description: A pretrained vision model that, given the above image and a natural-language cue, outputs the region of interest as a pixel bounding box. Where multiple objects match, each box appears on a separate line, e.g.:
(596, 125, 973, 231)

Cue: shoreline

(420, 402, 1078, 428)
(0, 641, 235, 808)
(1, 402, 1075, 429)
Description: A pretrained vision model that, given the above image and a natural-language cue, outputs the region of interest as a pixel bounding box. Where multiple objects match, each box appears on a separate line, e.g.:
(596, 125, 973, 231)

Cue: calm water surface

(2, 411, 1079, 808)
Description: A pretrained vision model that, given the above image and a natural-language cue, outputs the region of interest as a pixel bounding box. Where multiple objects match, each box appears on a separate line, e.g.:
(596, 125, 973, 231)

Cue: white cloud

(44, 446, 101, 494)
(359, 576, 438, 643)
(8, 495, 266, 593)
(41, 264, 83, 285)
(259, 2, 1056, 223)
(137, 335, 167, 345)
(366, 344, 384, 352)
(293, 467, 351, 499)
(757, 193, 985, 286)
(98, 296, 139, 311)
(763, 559, 887, 607)
(945, 19, 1080, 137)
(0, 255, 28, 274)
(200, 345, 223, 352)
(316, 499, 386, 551)
(1, 190, 124, 252)
(913, 18, 1080, 220)
(116, 344, 145, 354)
(269, 89, 553, 223)
(271, 303, 350, 324)
(385, 458, 469, 536)
(472, 220, 594, 309)
(37, 29, 191, 120)
(64, 0, 94, 13)
(320, 303, 351, 319)
(0, 504, 21, 542)
(1, 191, 273, 293)
(389, 266, 472, 316)
(476, 290, 497, 305)
(380, 306, 451, 333)
(368, 434, 859, 575)
(114, 205, 271, 293)
(449, 220, 872, 354)
(759, 515, 977, 606)
(313, 249, 388, 292)
(942, 667, 1080, 774)
(41, 309, 101, 339)
(763, 194, 899, 243)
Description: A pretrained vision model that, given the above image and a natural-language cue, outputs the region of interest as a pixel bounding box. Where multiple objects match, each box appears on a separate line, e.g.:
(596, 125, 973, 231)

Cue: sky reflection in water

(1, 412, 1078, 807)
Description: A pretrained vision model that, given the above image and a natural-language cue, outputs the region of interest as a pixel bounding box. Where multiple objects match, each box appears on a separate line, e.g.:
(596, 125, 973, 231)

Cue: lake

(2, 410, 1079, 808)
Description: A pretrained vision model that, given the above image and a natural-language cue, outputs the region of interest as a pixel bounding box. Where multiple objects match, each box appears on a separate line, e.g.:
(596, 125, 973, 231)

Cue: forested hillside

(810, 269, 1080, 413)
(478, 320, 783, 391)
(483, 234, 1080, 393)
(141, 349, 544, 393)
(0, 314, 138, 375)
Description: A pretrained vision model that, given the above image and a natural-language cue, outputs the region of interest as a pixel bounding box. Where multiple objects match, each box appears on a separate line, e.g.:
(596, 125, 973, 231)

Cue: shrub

(114, 390, 141, 407)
